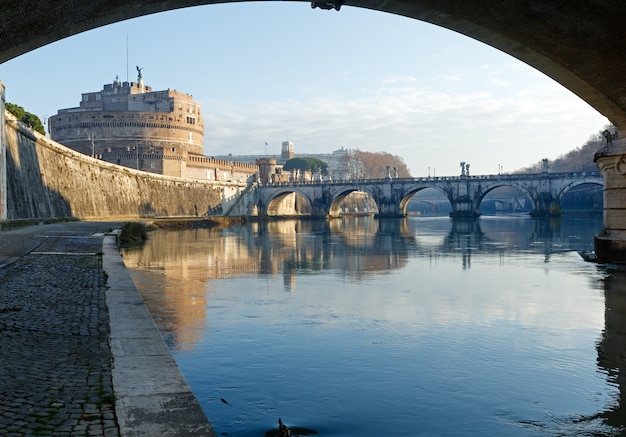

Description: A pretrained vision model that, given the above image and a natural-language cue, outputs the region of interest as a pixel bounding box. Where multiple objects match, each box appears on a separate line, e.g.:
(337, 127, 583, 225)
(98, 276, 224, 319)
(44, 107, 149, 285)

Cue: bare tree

(343, 149, 411, 179)
(515, 125, 616, 174)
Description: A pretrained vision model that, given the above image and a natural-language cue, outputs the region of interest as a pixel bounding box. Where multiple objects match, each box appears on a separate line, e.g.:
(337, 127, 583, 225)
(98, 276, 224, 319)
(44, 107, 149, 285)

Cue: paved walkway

(0, 221, 215, 436)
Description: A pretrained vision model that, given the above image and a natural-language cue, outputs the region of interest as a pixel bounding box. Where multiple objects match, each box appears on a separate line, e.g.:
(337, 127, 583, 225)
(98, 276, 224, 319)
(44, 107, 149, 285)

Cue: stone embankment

(0, 221, 216, 436)
(2, 110, 239, 222)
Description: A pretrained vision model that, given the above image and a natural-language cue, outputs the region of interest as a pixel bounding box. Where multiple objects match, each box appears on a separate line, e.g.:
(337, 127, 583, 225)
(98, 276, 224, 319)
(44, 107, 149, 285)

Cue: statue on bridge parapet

(385, 166, 399, 180)
(602, 129, 615, 145)
(460, 162, 470, 177)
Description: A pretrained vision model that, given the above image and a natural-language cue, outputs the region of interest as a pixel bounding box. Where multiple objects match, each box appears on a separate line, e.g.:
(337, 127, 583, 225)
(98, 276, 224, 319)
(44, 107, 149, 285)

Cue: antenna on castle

(126, 34, 129, 82)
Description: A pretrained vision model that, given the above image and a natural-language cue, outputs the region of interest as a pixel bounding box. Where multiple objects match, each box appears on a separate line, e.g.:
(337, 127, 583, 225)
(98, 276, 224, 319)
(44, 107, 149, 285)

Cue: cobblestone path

(0, 227, 120, 436)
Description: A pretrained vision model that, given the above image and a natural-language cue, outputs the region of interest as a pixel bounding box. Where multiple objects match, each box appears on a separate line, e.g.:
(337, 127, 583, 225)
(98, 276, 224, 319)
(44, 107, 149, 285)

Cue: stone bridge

(3, 0, 626, 261)
(254, 172, 603, 218)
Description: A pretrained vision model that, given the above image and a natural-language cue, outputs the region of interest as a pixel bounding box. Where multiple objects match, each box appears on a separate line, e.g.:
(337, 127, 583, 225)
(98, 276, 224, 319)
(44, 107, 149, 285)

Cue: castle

(48, 72, 257, 182)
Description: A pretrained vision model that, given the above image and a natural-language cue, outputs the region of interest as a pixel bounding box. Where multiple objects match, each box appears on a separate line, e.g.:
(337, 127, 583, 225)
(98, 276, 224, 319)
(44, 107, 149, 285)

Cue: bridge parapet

(252, 172, 603, 219)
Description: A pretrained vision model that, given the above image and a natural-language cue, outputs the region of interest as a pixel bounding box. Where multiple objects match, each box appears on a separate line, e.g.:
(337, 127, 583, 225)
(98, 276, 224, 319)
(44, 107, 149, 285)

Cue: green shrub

(119, 222, 148, 245)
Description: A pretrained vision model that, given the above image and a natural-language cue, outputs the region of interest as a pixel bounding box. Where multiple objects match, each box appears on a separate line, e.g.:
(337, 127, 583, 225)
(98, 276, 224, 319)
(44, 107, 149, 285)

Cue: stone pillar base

(595, 231, 626, 263)
(595, 137, 626, 263)
(375, 212, 406, 218)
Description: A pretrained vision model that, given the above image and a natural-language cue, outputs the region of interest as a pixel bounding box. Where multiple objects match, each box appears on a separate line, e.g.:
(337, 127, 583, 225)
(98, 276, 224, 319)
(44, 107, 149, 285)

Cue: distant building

(49, 75, 257, 182)
(216, 142, 352, 181)
(281, 141, 294, 160)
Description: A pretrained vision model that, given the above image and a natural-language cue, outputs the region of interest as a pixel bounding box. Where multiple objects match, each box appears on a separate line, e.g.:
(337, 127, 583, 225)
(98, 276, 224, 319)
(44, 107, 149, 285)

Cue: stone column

(595, 138, 626, 262)
(0, 81, 6, 221)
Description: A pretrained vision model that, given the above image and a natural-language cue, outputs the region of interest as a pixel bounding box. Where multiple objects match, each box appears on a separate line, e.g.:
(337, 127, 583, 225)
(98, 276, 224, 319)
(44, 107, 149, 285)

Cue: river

(120, 214, 626, 436)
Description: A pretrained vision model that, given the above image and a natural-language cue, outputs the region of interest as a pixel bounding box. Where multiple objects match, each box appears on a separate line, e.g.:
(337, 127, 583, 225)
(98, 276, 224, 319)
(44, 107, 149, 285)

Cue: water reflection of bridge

(252, 172, 603, 218)
(121, 215, 626, 431)
(121, 216, 602, 350)
(122, 216, 602, 315)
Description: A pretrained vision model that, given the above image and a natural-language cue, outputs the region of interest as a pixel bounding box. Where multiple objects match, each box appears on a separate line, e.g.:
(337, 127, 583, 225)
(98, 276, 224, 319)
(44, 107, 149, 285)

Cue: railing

(260, 171, 602, 188)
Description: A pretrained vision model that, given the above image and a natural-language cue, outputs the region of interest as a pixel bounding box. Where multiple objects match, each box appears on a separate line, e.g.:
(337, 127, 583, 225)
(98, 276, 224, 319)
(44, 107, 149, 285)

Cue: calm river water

(121, 214, 626, 437)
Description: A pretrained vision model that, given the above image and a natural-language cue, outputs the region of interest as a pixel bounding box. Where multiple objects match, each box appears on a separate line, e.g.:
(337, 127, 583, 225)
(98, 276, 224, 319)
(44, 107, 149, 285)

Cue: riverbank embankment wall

(2, 110, 245, 222)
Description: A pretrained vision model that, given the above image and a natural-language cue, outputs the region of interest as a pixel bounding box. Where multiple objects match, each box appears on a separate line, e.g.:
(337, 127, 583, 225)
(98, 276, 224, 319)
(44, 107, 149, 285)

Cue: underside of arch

(328, 189, 378, 218)
(266, 191, 312, 217)
(1, 1, 625, 129)
(477, 183, 534, 208)
(399, 187, 450, 216)
(557, 180, 604, 200)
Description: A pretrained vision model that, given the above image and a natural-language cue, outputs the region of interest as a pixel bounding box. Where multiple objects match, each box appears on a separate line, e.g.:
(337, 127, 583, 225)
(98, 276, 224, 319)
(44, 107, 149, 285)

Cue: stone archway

(4, 0, 626, 259)
(2, 1, 625, 128)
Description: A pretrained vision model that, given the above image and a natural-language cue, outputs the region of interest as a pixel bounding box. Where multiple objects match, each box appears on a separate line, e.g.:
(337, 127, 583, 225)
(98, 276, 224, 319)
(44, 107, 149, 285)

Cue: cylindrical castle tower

(48, 76, 204, 177)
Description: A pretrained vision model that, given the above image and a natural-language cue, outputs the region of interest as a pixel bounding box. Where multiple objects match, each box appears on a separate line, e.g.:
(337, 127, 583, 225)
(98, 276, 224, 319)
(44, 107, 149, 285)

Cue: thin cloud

(383, 76, 418, 84)
(203, 78, 607, 176)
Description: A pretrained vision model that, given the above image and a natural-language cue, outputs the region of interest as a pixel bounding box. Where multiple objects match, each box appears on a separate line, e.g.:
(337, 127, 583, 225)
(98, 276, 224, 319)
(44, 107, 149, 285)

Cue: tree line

(283, 150, 412, 179)
(515, 125, 616, 174)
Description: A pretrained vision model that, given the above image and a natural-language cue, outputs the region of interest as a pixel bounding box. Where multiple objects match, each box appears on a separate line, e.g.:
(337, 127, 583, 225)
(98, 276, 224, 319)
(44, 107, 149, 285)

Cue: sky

(0, 2, 610, 177)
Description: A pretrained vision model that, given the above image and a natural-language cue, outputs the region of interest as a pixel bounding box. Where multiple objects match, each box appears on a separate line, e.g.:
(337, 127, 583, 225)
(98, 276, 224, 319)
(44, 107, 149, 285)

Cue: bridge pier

(529, 193, 560, 217)
(527, 172, 561, 217)
(443, 177, 482, 218)
(311, 188, 332, 218)
(449, 207, 481, 218)
(448, 193, 481, 218)
(595, 139, 626, 263)
(376, 200, 405, 218)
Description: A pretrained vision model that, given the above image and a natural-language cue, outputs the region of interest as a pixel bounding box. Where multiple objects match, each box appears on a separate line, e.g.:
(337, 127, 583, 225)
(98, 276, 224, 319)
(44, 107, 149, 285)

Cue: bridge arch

(5, 1, 626, 259)
(559, 182, 603, 212)
(264, 189, 313, 217)
(476, 182, 535, 214)
(557, 179, 604, 202)
(1, 1, 625, 130)
(328, 187, 379, 218)
(399, 186, 451, 216)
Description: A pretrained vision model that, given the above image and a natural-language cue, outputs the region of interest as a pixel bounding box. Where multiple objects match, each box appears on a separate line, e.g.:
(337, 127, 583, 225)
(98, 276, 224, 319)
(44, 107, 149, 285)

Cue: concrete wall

(3, 110, 235, 221)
